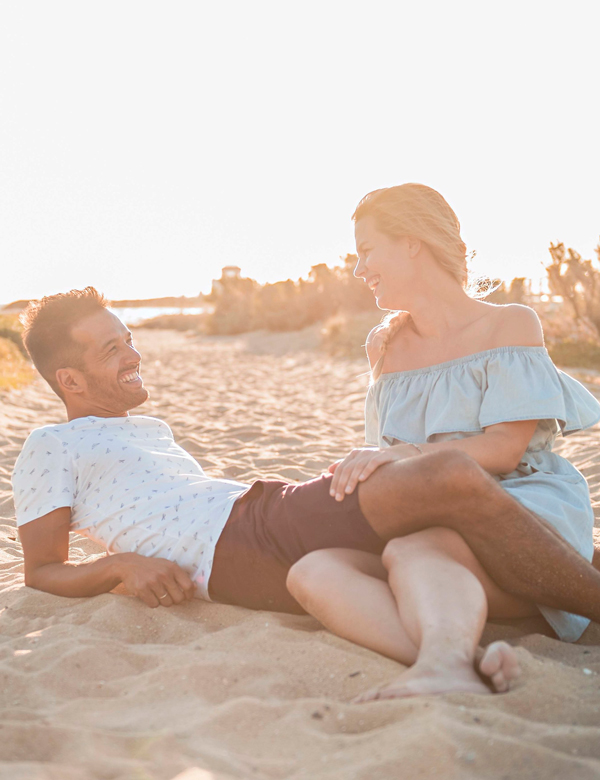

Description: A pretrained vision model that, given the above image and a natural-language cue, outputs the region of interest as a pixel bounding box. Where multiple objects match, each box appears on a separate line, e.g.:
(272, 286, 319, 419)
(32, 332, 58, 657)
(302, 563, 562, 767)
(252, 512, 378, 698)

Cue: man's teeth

(368, 276, 380, 290)
(120, 372, 139, 383)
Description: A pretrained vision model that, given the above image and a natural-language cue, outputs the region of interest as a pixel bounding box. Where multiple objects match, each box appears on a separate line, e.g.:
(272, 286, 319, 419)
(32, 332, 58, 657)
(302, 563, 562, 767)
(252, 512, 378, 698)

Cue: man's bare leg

(357, 450, 600, 624)
(593, 531, 600, 571)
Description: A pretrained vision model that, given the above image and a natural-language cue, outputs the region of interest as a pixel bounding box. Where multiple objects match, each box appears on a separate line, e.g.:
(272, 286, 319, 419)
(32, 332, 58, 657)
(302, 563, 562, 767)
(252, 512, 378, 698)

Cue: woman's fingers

(330, 449, 383, 500)
(344, 458, 373, 495)
(357, 455, 387, 483)
(338, 456, 369, 498)
(330, 452, 359, 498)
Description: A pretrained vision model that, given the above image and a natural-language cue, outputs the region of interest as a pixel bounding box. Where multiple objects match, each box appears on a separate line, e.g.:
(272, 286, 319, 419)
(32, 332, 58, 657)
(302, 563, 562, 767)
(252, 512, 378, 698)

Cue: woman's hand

(328, 444, 419, 501)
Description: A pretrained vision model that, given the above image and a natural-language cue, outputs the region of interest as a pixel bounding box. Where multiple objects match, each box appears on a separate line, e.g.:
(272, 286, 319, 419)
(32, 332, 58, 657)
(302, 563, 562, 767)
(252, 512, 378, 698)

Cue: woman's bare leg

(287, 548, 418, 665)
(356, 527, 534, 701)
(288, 535, 533, 699)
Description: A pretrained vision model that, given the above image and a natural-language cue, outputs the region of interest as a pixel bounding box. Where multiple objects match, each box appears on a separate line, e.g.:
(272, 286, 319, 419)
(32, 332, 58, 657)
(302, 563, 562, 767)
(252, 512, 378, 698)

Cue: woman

(287, 184, 600, 699)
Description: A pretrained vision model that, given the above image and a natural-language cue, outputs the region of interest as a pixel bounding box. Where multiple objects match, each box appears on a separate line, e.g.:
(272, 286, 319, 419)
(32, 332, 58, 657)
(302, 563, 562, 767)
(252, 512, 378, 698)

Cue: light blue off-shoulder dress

(365, 346, 600, 642)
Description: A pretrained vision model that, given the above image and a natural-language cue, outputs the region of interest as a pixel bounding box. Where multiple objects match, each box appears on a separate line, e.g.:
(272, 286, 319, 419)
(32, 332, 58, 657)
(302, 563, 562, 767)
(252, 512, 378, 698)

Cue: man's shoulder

(13, 423, 75, 484)
(127, 415, 174, 436)
(22, 422, 70, 448)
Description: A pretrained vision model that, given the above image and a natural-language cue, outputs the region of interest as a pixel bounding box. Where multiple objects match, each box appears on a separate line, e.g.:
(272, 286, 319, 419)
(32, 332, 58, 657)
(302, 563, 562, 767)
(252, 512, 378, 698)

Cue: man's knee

(423, 449, 489, 496)
(370, 448, 489, 499)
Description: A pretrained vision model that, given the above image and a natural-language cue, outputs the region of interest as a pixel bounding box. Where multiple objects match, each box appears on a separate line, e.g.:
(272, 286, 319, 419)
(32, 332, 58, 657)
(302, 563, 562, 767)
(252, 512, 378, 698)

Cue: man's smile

(119, 368, 143, 386)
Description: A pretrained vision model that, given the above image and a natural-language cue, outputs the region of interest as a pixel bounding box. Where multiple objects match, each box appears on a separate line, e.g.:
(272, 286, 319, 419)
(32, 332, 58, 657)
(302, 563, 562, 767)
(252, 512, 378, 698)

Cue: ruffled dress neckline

(375, 345, 550, 381)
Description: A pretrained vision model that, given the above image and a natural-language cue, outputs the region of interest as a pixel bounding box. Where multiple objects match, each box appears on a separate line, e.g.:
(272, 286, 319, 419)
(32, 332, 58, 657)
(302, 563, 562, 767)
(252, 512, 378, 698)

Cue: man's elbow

(24, 568, 42, 590)
(23, 565, 53, 592)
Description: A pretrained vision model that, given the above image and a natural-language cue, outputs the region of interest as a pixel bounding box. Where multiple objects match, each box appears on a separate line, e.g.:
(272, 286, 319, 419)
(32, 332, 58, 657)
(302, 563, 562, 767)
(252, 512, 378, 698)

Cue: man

(12, 288, 600, 631)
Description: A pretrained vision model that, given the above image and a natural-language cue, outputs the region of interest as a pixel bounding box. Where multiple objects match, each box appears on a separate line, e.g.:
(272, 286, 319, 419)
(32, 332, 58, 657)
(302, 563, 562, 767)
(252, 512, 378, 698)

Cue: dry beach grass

(0, 329, 599, 780)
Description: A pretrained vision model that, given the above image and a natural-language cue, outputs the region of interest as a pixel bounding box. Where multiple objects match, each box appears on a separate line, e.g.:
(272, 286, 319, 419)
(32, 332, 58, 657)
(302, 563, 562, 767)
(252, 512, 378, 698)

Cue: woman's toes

(479, 641, 521, 692)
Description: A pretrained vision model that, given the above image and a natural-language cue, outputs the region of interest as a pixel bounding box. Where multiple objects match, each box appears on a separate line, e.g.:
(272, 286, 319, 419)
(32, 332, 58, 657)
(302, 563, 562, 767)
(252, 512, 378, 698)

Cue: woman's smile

(367, 274, 381, 293)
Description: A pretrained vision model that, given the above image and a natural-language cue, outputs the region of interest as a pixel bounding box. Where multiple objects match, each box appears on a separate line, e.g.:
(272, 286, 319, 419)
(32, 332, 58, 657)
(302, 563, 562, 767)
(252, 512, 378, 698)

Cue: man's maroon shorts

(208, 473, 385, 614)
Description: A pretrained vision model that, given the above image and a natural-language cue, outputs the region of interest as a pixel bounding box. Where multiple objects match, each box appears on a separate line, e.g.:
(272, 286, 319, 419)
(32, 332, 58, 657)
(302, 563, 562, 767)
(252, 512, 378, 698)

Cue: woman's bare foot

(477, 640, 521, 693)
(354, 641, 521, 702)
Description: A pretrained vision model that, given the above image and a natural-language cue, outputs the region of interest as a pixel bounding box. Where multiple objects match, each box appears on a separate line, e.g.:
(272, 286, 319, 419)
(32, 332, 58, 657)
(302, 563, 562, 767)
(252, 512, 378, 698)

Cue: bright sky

(1, 1, 599, 304)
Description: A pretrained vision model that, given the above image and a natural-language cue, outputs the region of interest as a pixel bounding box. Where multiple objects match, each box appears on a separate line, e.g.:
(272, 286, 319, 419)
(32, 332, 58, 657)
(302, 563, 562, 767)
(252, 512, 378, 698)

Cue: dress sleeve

(479, 349, 600, 435)
(11, 428, 75, 526)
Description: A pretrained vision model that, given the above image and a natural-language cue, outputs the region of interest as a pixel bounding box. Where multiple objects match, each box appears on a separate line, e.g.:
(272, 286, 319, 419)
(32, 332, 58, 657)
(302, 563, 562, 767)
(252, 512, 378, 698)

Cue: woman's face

(354, 216, 417, 310)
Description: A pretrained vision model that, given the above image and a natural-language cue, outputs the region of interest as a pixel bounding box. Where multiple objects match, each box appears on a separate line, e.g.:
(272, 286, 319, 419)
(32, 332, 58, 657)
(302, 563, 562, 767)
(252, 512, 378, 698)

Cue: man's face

(69, 309, 149, 415)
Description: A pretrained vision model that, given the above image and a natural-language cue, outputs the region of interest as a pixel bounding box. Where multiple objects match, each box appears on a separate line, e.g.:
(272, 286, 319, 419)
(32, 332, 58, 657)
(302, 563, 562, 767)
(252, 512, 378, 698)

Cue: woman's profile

(287, 184, 600, 699)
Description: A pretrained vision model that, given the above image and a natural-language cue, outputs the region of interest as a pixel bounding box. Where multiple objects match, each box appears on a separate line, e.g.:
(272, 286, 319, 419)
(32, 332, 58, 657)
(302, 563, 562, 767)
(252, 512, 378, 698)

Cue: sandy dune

(1, 328, 599, 780)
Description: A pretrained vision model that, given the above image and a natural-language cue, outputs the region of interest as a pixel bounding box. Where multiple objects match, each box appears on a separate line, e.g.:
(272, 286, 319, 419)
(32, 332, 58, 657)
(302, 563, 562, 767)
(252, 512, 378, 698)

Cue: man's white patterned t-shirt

(11, 415, 249, 600)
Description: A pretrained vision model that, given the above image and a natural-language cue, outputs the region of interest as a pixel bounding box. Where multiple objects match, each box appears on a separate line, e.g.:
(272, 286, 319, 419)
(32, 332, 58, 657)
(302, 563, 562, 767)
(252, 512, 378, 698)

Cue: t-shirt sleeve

(11, 428, 75, 526)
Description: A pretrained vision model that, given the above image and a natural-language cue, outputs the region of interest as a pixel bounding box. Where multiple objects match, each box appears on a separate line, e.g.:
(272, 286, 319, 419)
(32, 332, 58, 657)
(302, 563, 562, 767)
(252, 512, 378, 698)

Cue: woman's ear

(55, 368, 87, 397)
(407, 237, 422, 258)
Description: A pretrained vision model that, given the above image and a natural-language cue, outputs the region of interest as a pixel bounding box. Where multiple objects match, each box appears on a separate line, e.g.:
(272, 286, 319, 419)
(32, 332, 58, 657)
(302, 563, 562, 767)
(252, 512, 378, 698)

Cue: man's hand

(113, 553, 196, 608)
(20, 508, 196, 607)
(328, 445, 419, 501)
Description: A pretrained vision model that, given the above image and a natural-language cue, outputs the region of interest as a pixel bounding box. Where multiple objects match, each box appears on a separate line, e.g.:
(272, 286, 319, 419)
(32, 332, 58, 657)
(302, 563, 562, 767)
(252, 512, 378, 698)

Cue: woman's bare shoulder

(487, 303, 544, 348)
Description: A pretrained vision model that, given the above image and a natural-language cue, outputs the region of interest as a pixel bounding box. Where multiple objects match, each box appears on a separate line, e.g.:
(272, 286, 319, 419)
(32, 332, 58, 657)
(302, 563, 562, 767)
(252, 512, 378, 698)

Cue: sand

(1, 328, 599, 780)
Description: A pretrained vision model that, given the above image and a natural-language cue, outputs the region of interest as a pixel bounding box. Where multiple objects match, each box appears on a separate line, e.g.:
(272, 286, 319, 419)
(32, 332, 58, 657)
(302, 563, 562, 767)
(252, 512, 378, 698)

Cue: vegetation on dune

(4, 237, 600, 375)
(203, 256, 376, 336)
(545, 242, 600, 339)
(320, 311, 383, 358)
(540, 241, 600, 368)
(0, 314, 32, 389)
(0, 338, 33, 390)
(0, 314, 27, 356)
(198, 241, 600, 369)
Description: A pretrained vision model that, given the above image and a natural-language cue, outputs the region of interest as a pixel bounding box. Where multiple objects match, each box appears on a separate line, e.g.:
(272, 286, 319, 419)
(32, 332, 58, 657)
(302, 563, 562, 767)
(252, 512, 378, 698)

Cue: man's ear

(55, 368, 87, 396)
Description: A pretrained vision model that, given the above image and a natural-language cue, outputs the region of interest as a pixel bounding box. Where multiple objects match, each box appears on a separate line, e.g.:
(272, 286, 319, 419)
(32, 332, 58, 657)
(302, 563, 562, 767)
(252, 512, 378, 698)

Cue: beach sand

(1, 328, 599, 780)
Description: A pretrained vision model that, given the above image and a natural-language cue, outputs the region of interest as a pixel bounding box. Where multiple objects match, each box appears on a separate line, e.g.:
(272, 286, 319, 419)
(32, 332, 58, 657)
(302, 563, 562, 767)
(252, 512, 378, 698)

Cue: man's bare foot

(354, 641, 521, 702)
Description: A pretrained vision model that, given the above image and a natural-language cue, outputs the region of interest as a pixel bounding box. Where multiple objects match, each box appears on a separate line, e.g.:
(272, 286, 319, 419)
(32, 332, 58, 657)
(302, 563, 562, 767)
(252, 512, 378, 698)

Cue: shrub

(0, 314, 27, 356)
(320, 311, 383, 358)
(547, 340, 600, 370)
(0, 336, 33, 389)
(546, 242, 600, 338)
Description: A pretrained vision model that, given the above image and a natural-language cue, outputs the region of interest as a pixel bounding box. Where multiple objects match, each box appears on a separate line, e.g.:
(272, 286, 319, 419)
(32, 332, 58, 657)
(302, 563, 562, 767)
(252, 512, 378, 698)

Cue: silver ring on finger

(159, 593, 169, 600)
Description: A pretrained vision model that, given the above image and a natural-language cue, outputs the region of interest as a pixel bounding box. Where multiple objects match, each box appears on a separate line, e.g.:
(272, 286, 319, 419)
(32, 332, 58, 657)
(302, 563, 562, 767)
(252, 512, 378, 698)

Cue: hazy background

(1, 0, 598, 304)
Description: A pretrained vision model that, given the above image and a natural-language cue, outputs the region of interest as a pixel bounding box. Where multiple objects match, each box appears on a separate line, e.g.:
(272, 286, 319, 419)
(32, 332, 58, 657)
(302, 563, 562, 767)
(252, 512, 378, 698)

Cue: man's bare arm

(19, 507, 195, 608)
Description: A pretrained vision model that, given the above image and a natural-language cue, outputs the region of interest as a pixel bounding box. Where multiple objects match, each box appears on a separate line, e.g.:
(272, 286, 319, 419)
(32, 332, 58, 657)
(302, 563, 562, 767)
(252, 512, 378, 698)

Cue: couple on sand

(12, 184, 600, 700)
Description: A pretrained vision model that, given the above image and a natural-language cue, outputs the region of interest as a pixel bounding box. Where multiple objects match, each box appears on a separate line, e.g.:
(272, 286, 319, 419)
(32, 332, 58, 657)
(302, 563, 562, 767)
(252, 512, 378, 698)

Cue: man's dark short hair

(20, 287, 109, 398)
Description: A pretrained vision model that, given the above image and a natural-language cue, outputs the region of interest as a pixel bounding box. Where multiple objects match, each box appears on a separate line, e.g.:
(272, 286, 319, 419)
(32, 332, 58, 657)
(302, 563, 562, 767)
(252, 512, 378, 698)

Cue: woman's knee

(382, 527, 471, 571)
(286, 550, 342, 604)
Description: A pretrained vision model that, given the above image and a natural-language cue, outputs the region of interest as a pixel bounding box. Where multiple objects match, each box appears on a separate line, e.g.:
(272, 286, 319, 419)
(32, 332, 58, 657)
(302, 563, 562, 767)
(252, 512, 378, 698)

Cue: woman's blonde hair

(353, 183, 468, 286)
(353, 183, 481, 366)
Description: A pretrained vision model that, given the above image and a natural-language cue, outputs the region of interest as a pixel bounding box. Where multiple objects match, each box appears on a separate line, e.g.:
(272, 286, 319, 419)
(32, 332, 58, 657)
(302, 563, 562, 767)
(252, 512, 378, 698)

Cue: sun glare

(0, 3, 598, 305)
